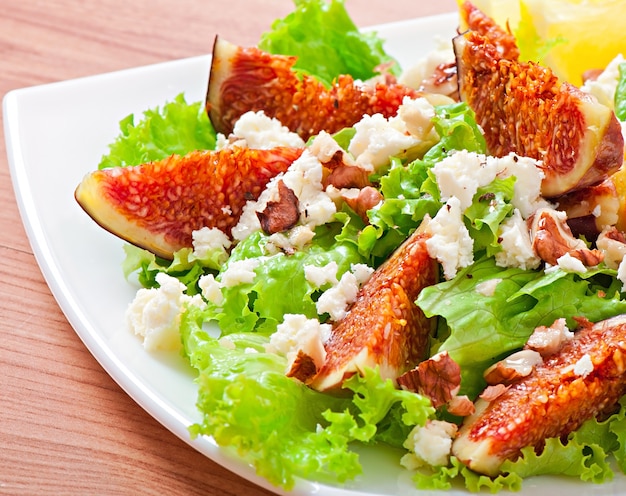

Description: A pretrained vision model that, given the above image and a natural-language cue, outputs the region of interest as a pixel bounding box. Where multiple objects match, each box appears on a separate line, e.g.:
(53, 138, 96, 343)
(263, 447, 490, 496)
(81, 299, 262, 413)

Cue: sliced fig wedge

(457, 0, 520, 60)
(206, 37, 421, 141)
(452, 314, 626, 476)
(454, 29, 624, 198)
(308, 230, 439, 392)
(75, 146, 302, 259)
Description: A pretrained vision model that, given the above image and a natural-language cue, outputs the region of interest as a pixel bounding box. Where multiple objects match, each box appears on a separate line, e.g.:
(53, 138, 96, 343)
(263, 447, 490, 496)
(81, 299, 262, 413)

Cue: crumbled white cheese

(556, 252, 589, 274)
(220, 258, 260, 287)
(401, 420, 458, 469)
(304, 261, 339, 288)
(397, 96, 439, 143)
(581, 54, 624, 109)
(198, 273, 224, 305)
(573, 354, 594, 378)
(432, 150, 550, 219)
(475, 278, 502, 297)
(266, 225, 316, 254)
(348, 112, 420, 172)
(266, 314, 331, 371)
(314, 263, 374, 321)
(192, 226, 232, 261)
(218, 110, 305, 149)
(126, 272, 204, 351)
(497, 153, 552, 219)
(308, 130, 356, 165)
(423, 197, 474, 280)
(351, 263, 375, 285)
(432, 150, 500, 210)
(495, 209, 541, 270)
(316, 272, 360, 321)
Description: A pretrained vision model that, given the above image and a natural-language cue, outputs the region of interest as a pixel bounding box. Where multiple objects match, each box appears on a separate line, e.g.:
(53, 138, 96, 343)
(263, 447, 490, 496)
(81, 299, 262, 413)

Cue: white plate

(4, 11, 625, 496)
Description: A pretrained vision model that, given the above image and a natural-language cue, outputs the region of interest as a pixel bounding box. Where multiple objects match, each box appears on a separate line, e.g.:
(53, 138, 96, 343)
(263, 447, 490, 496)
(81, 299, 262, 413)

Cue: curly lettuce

(98, 93, 216, 169)
(258, 0, 400, 86)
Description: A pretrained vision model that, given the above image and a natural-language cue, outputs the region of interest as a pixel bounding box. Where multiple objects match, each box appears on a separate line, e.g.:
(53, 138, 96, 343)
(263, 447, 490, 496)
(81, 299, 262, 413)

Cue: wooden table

(0, 1, 457, 494)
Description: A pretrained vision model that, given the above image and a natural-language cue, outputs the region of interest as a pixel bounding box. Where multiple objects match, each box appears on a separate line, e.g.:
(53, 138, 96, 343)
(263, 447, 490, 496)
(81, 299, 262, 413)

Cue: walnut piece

(483, 349, 543, 385)
(528, 208, 604, 266)
(257, 180, 299, 234)
(398, 351, 461, 409)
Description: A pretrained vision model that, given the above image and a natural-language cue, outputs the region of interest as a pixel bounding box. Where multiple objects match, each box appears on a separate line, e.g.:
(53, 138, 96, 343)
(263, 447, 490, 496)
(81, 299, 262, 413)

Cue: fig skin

(454, 14, 624, 198)
(206, 36, 421, 141)
(308, 230, 439, 392)
(75, 146, 302, 259)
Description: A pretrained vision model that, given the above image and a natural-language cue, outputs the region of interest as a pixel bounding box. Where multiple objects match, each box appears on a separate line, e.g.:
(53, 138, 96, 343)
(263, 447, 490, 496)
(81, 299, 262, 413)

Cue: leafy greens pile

(100, 0, 626, 492)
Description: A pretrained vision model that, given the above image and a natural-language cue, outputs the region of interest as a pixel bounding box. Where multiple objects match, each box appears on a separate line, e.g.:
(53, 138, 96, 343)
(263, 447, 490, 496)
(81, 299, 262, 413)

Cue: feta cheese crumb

(573, 354, 594, 378)
(192, 226, 232, 261)
(432, 150, 500, 210)
(401, 420, 458, 469)
(432, 151, 550, 219)
(198, 273, 224, 305)
(266, 314, 331, 371)
(495, 209, 541, 270)
(220, 258, 260, 287)
(220, 110, 305, 149)
(424, 197, 474, 280)
(314, 263, 374, 321)
(126, 272, 199, 351)
(316, 272, 360, 321)
(304, 262, 339, 288)
(348, 112, 420, 171)
(497, 153, 552, 219)
(556, 252, 588, 274)
(266, 225, 316, 254)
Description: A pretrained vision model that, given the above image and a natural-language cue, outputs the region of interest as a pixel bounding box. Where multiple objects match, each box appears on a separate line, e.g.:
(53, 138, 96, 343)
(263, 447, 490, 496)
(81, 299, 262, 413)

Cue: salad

(78, 0, 626, 493)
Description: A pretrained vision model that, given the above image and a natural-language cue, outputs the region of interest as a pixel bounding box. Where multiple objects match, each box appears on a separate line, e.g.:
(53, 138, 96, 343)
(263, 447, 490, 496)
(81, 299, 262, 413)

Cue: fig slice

(307, 230, 439, 392)
(452, 314, 626, 476)
(454, 26, 624, 198)
(75, 146, 303, 259)
(206, 36, 421, 141)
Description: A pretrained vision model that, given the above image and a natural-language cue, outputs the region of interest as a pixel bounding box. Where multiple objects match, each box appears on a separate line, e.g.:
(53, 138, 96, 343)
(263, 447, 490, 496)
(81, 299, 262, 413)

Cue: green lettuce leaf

(207, 225, 368, 335)
(181, 305, 434, 489)
(258, 0, 400, 86)
(418, 257, 626, 398)
(99, 93, 216, 168)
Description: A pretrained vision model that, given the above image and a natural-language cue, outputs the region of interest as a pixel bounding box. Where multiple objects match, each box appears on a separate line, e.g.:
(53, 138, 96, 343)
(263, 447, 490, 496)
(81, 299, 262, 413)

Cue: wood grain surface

(0, 1, 457, 494)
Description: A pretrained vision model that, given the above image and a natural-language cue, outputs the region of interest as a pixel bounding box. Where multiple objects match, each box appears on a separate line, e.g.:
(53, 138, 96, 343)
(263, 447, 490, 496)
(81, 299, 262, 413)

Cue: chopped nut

(343, 186, 383, 223)
(398, 351, 461, 408)
(479, 383, 510, 402)
(528, 208, 604, 266)
(257, 180, 299, 234)
(286, 349, 318, 383)
(525, 318, 573, 357)
(483, 349, 543, 385)
(324, 164, 371, 190)
(447, 395, 475, 416)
